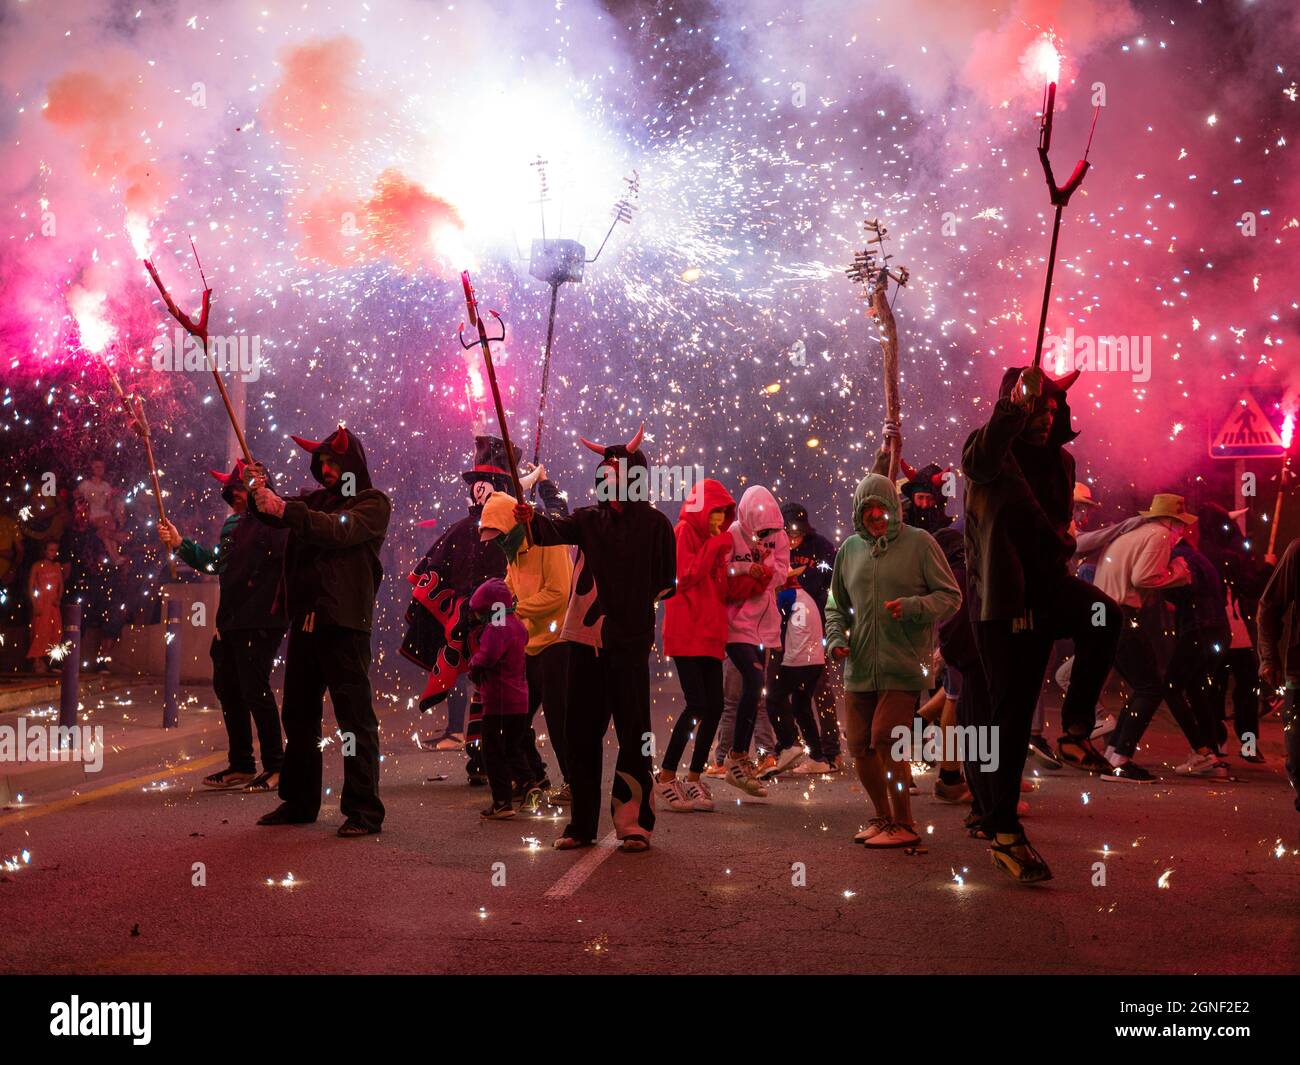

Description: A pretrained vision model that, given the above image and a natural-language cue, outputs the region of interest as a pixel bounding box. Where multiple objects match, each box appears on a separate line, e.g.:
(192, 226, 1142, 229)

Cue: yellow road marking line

(0, 752, 228, 827)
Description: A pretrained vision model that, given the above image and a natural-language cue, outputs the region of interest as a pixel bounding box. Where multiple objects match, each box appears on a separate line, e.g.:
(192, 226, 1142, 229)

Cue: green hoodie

(825, 473, 961, 692)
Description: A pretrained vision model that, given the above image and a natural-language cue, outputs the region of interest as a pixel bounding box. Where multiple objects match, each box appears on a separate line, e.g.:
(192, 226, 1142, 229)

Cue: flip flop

(618, 834, 651, 853)
(552, 836, 594, 850)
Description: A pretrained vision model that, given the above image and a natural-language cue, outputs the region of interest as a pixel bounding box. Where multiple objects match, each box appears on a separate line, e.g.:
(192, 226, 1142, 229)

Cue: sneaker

(792, 758, 833, 775)
(203, 767, 256, 790)
(704, 762, 728, 779)
(548, 783, 572, 804)
(763, 746, 805, 779)
(682, 778, 715, 812)
(1175, 752, 1218, 776)
(653, 777, 694, 812)
(1090, 713, 1117, 740)
(864, 822, 921, 849)
(854, 816, 891, 843)
(1103, 760, 1156, 783)
(480, 802, 515, 820)
(1056, 733, 1112, 774)
(723, 753, 769, 797)
(753, 754, 778, 779)
(512, 779, 545, 803)
(1027, 734, 1063, 770)
(246, 770, 280, 792)
(934, 778, 972, 803)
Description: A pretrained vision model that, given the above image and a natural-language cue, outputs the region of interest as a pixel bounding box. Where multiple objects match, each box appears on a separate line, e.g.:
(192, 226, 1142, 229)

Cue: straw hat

(1139, 493, 1197, 524)
(1073, 482, 1101, 508)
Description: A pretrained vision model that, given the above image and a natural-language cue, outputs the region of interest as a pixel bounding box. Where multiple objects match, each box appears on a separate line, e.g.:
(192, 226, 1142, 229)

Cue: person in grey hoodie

(825, 473, 960, 849)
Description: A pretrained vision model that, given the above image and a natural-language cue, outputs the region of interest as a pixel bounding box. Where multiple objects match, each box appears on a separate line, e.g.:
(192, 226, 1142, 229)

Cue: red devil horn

(626, 422, 645, 453)
(932, 466, 951, 487)
(209, 469, 228, 484)
(580, 436, 607, 456)
(1054, 369, 1080, 391)
(331, 425, 349, 455)
(900, 459, 917, 480)
(290, 435, 320, 452)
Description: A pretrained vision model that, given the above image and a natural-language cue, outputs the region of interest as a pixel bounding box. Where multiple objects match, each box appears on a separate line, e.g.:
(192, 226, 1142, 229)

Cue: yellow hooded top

(480, 491, 573, 654)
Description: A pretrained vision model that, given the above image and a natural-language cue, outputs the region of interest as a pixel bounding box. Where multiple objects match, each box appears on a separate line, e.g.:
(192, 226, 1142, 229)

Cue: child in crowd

(467, 577, 531, 820)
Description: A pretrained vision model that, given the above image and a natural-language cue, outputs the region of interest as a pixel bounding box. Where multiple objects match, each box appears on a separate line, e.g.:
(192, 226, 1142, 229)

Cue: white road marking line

(543, 831, 619, 898)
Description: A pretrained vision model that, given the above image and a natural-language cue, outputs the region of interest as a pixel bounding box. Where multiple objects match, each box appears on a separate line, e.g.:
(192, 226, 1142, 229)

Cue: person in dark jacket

(248, 425, 391, 837)
(1257, 538, 1299, 810)
(159, 460, 287, 791)
(515, 424, 676, 853)
(1200, 502, 1269, 761)
(960, 365, 1120, 882)
(466, 577, 531, 819)
(781, 502, 843, 766)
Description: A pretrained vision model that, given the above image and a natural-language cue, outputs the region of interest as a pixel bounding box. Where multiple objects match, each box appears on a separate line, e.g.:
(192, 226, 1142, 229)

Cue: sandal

(989, 833, 1053, 883)
(618, 834, 651, 853)
(964, 811, 992, 840)
(552, 836, 594, 850)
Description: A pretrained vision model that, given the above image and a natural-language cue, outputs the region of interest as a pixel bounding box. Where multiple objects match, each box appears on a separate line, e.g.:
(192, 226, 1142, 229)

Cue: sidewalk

(0, 683, 227, 805)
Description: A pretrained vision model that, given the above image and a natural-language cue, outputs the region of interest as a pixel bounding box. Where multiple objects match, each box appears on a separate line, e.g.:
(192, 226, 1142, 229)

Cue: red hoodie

(662, 478, 737, 659)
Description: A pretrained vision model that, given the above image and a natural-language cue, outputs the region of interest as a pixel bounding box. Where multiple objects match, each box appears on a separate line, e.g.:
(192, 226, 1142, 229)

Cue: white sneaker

(682, 778, 715, 811)
(1175, 752, 1218, 776)
(723, 753, 768, 797)
(653, 777, 694, 812)
(1091, 713, 1117, 740)
(767, 745, 805, 778)
(792, 759, 832, 775)
(854, 816, 890, 843)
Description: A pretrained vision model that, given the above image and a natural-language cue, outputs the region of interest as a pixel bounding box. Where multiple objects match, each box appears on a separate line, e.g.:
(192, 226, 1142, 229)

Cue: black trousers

(1109, 608, 1171, 758)
(973, 575, 1120, 835)
(726, 642, 769, 754)
(278, 623, 384, 830)
(481, 714, 532, 805)
(523, 641, 570, 784)
(564, 643, 656, 843)
(210, 628, 285, 774)
(954, 658, 994, 821)
(1162, 632, 1221, 752)
(767, 663, 826, 761)
(1208, 645, 1261, 747)
(663, 656, 724, 775)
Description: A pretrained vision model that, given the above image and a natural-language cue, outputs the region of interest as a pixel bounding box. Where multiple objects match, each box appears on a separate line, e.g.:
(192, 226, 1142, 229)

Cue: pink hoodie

(724, 485, 790, 648)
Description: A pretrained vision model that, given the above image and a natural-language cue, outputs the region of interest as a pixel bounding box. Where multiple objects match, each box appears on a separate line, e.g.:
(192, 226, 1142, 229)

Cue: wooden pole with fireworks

(458, 270, 532, 545)
(847, 219, 910, 481)
(142, 240, 255, 469)
(1030, 37, 1100, 370)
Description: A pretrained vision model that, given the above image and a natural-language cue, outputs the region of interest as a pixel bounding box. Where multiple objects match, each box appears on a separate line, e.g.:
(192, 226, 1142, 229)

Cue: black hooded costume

(523, 425, 676, 846)
(960, 367, 1119, 838)
(899, 462, 956, 534)
(251, 425, 391, 833)
(174, 460, 287, 780)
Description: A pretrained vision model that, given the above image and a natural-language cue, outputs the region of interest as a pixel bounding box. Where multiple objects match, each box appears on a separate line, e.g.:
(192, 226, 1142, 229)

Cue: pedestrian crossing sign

(1209, 392, 1285, 458)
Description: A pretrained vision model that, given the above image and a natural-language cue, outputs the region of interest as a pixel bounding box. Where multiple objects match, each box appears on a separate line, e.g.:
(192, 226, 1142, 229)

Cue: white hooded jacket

(725, 485, 790, 647)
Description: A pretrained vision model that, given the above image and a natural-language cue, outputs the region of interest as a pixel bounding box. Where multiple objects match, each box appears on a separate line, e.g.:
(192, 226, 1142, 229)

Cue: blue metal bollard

(163, 598, 181, 728)
(59, 601, 82, 730)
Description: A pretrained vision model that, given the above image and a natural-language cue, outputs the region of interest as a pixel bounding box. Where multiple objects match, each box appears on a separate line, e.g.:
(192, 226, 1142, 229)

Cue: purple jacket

(468, 579, 529, 716)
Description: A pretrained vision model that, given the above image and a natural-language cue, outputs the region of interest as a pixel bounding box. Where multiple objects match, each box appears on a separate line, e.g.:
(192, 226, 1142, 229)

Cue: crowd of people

(1, 458, 163, 674)
(9, 362, 1297, 884)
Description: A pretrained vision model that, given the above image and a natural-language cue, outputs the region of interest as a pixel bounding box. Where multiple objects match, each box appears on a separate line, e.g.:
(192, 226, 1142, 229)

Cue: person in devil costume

(899, 461, 955, 534)
(400, 436, 564, 779)
(247, 425, 391, 837)
(961, 365, 1120, 882)
(514, 424, 676, 853)
(158, 460, 288, 792)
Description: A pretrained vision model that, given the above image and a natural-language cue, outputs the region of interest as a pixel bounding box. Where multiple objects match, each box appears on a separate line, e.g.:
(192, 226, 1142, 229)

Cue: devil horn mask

(291, 435, 320, 452)
(331, 425, 349, 455)
(580, 436, 606, 456)
(626, 422, 645, 453)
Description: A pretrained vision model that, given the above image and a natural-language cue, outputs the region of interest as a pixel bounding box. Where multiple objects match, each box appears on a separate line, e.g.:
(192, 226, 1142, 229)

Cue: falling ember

(680, 267, 702, 283)
(1156, 868, 1174, 890)
(68, 285, 116, 353)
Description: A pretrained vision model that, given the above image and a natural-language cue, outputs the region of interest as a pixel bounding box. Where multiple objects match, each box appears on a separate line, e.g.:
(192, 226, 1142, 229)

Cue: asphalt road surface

(1, 682, 1296, 975)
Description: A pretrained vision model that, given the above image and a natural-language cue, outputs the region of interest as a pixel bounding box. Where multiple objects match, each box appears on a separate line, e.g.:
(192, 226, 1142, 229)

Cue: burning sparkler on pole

(1029, 34, 1101, 370)
(142, 239, 255, 471)
(1266, 404, 1296, 564)
(525, 161, 638, 480)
